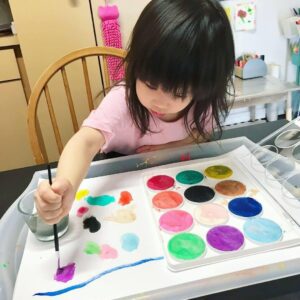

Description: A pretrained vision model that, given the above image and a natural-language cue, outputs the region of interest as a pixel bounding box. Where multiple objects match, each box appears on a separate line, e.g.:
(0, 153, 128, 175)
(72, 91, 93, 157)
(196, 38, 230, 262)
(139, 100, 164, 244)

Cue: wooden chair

(27, 46, 126, 165)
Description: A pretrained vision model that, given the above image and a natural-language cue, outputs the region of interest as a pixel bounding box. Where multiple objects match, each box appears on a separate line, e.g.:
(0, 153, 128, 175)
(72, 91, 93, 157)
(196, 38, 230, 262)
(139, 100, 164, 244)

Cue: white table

(233, 76, 300, 121)
(3, 137, 300, 300)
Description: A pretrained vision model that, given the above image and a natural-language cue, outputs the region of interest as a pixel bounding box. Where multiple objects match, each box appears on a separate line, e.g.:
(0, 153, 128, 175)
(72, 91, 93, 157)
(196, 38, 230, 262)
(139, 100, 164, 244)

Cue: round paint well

(168, 232, 206, 260)
(215, 180, 246, 197)
(184, 185, 215, 203)
(243, 218, 283, 244)
(147, 175, 175, 191)
(204, 165, 233, 179)
(176, 170, 204, 185)
(194, 203, 229, 226)
(159, 210, 193, 233)
(228, 197, 262, 218)
(152, 191, 183, 210)
(206, 225, 244, 252)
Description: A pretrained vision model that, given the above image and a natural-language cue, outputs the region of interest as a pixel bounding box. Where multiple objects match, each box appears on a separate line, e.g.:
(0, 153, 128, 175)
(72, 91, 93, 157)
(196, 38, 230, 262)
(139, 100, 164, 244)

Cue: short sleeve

(81, 85, 127, 152)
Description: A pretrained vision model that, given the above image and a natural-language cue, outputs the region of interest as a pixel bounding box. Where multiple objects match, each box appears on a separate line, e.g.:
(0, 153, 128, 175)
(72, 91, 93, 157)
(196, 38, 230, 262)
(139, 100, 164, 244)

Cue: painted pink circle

(147, 175, 175, 190)
(152, 191, 183, 210)
(159, 210, 193, 233)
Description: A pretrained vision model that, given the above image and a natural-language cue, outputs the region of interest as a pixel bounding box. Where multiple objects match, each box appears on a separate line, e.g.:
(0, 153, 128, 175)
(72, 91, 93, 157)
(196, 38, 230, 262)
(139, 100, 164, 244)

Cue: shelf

(0, 34, 19, 48)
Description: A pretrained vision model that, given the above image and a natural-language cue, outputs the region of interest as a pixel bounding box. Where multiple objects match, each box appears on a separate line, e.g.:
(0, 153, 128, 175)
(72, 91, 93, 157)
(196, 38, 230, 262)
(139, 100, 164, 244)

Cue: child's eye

(145, 82, 157, 90)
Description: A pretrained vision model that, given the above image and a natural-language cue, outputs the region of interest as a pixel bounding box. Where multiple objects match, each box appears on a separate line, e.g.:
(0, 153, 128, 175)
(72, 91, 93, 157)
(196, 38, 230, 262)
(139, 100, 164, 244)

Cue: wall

(94, 0, 299, 123)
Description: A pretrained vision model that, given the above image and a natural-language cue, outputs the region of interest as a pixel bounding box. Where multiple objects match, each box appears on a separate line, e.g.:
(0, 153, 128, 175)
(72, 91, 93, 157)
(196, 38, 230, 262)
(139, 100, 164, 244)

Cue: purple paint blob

(54, 262, 76, 283)
(206, 225, 244, 252)
(147, 175, 175, 190)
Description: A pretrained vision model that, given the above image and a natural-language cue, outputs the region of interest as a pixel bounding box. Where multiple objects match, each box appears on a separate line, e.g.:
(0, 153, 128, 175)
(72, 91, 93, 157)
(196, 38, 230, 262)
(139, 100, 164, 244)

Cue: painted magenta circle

(152, 191, 183, 210)
(147, 175, 175, 190)
(159, 210, 193, 233)
(168, 233, 206, 260)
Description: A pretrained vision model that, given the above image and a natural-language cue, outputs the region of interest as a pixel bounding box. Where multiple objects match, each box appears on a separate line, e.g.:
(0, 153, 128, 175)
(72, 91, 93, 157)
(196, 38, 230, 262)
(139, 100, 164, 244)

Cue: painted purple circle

(147, 175, 175, 190)
(206, 225, 244, 252)
(159, 210, 193, 233)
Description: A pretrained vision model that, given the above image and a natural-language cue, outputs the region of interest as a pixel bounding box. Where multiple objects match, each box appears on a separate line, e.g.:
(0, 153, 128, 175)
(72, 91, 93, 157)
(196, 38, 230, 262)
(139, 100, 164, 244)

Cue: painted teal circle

(176, 170, 204, 185)
(243, 218, 282, 244)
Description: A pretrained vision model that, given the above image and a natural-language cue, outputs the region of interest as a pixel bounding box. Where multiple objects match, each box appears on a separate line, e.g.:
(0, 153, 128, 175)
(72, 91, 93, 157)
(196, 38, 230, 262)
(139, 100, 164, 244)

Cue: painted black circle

(184, 185, 215, 203)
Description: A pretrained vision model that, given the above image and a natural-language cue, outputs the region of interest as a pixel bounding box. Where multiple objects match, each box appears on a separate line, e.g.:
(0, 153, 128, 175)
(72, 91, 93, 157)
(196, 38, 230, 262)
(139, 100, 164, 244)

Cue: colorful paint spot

(34, 257, 164, 296)
(180, 152, 191, 162)
(118, 191, 133, 206)
(206, 225, 244, 252)
(152, 191, 183, 210)
(0, 263, 8, 269)
(194, 203, 229, 226)
(243, 218, 283, 244)
(184, 185, 215, 203)
(204, 165, 233, 179)
(76, 206, 89, 217)
(83, 216, 101, 233)
(54, 263, 76, 283)
(121, 233, 139, 252)
(176, 170, 204, 185)
(168, 233, 206, 260)
(86, 195, 115, 206)
(228, 197, 262, 218)
(215, 180, 246, 197)
(75, 189, 89, 201)
(100, 244, 118, 259)
(147, 175, 175, 190)
(159, 210, 193, 233)
(84, 241, 101, 255)
(105, 208, 136, 223)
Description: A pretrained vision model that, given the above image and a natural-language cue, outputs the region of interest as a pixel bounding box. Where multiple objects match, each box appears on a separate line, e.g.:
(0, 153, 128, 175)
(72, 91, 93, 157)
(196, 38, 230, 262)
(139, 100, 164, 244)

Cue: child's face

(136, 79, 193, 121)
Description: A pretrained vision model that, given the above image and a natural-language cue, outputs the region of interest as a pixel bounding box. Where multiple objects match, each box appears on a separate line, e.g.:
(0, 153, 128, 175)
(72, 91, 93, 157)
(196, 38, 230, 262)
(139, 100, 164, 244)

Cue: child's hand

(35, 178, 75, 225)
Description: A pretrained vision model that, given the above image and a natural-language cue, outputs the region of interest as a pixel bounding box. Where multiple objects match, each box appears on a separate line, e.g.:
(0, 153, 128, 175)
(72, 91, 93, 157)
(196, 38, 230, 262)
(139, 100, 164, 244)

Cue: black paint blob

(184, 185, 215, 203)
(83, 216, 101, 233)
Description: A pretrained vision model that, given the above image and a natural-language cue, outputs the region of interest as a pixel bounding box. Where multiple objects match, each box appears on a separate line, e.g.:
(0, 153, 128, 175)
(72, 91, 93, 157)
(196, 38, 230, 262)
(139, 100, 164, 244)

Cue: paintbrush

(47, 164, 61, 269)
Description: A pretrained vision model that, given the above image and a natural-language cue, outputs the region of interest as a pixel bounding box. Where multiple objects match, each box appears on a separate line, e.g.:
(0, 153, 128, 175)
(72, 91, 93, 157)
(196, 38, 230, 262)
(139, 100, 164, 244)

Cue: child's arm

(136, 129, 207, 153)
(35, 127, 105, 224)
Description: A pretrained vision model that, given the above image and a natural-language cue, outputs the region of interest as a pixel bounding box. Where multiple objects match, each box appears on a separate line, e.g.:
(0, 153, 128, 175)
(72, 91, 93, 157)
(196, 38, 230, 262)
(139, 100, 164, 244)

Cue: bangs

(135, 45, 195, 98)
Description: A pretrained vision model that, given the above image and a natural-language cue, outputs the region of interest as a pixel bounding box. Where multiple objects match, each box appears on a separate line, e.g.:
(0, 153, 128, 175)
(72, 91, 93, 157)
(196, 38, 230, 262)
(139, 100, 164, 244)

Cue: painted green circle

(168, 233, 206, 260)
(176, 170, 204, 185)
(204, 165, 233, 179)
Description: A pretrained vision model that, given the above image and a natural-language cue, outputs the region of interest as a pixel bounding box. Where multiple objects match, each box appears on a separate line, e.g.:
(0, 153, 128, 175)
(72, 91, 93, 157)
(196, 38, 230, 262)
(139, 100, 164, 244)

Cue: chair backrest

(27, 46, 126, 165)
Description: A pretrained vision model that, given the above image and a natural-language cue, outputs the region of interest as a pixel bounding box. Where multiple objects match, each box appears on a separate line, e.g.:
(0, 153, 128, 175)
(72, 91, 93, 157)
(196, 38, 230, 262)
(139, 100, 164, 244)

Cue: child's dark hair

(124, 0, 235, 139)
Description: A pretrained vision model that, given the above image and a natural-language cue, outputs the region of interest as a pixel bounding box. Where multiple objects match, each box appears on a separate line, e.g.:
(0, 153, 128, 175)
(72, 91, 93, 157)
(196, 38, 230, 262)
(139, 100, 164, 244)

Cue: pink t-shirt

(82, 85, 213, 154)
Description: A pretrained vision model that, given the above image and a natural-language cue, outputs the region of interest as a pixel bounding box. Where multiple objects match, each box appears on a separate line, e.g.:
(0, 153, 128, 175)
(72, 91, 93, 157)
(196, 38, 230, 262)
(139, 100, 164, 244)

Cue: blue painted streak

(34, 256, 164, 297)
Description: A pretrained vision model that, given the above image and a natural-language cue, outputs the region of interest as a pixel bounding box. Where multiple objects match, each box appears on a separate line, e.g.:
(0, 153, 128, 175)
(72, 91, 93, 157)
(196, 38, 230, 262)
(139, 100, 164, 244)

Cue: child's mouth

(151, 110, 165, 117)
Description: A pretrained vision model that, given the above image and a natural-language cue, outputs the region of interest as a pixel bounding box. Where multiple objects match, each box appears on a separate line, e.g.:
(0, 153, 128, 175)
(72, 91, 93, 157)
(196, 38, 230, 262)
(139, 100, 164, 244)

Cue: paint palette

(142, 152, 300, 272)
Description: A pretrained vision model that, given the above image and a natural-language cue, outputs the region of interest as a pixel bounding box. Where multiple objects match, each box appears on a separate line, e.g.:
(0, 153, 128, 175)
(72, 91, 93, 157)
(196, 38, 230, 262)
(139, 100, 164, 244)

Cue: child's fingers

(51, 178, 72, 195)
(37, 181, 62, 204)
(35, 193, 62, 212)
(36, 205, 63, 223)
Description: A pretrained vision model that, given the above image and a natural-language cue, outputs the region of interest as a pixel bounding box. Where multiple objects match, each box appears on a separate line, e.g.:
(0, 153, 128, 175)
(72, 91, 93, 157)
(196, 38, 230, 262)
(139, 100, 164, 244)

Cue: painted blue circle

(121, 233, 140, 252)
(243, 218, 282, 244)
(228, 197, 262, 217)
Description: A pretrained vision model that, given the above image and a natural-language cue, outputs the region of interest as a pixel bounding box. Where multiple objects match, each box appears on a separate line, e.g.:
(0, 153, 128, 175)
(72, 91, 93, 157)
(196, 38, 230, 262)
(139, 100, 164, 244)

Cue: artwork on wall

(234, 2, 256, 31)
